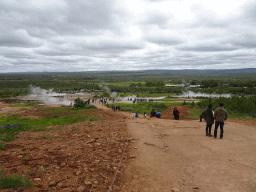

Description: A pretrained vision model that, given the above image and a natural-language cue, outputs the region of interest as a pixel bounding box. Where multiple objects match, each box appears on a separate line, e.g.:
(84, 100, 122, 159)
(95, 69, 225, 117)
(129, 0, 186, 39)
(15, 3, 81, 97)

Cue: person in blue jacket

(156, 111, 161, 118)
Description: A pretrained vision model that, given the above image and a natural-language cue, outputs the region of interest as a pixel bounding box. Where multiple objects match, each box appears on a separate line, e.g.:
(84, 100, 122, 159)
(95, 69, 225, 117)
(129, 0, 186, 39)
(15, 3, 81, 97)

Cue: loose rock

(77, 186, 85, 192)
(84, 181, 92, 185)
(76, 170, 82, 175)
(57, 182, 63, 187)
(49, 181, 56, 186)
(171, 188, 180, 192)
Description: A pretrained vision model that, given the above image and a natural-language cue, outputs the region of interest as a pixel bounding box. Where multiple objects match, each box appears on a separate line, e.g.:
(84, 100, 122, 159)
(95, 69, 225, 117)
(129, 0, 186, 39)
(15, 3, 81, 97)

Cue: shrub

(0, 174, 33, 189)
(74, 97, 85, 108)
(84, 105, 97, 109)
(121, 108, 134, 112)
(190, 101, 196, 108)
(0, 141, 6, 150)
(182, 100, 187, 105)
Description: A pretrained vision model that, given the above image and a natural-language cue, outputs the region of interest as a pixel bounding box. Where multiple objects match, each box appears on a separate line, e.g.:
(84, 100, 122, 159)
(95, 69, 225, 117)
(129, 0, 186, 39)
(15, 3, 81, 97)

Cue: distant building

(165, 84, 185, 87)
(189, 85, 201, 88)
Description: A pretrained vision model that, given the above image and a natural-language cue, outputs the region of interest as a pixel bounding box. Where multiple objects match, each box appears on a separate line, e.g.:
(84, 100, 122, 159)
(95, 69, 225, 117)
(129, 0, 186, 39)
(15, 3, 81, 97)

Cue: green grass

(26, 168, 34, 175)
(42, 133, 50, 139)
(0, 123, 33, 142)
(120, 93, 172, 97)
(0, 114, 91, 128)
(0, 114, 92, 141)
(71, 127, 80, 131)
(135, 93, 172, 97)
(197, 96, 256, 119)
(111, 102, 183, 115)
(0, 107, 101, 146)
(10, 103, 37, 107)
(45, 105, 96, 114)
(187, 106, 202, 120)
(0, 174, 33, 189)
(45, 107, 70, 113)
(95, 81, 145, 87)
(0, 141, 6, 150)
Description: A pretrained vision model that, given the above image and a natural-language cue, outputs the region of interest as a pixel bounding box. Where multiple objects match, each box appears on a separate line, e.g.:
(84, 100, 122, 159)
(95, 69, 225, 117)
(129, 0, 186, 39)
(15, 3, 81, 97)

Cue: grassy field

(0, 106, 99, 144)
(108, 101, 184, 114)
(10, 103, 37, 107)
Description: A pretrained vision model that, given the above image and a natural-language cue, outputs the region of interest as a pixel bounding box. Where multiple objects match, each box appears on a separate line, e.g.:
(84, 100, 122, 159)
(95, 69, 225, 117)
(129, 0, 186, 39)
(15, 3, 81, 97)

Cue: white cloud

(0, 0, 255, 72)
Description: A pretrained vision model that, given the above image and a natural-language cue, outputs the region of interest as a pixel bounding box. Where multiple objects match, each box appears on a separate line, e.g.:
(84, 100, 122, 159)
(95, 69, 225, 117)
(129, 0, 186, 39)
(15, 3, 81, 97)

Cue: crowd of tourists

(77, 96, 228, 139)
(130, 102, 228, 139)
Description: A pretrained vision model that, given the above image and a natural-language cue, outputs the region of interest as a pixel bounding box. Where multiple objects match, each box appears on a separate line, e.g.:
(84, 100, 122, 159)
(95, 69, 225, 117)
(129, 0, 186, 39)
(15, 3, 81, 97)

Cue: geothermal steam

(28, 86, 71, 105)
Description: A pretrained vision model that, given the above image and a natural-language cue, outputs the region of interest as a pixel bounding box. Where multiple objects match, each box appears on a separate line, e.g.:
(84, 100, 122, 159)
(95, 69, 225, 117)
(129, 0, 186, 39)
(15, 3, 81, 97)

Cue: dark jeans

(174, 115, 179, 120)
(206, 124, 212, 135)
(214, 121, 224, 138)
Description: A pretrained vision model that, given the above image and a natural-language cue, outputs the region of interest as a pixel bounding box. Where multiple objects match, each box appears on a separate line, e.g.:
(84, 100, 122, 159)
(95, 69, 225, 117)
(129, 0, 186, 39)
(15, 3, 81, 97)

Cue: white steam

(27, 86, 71, 105)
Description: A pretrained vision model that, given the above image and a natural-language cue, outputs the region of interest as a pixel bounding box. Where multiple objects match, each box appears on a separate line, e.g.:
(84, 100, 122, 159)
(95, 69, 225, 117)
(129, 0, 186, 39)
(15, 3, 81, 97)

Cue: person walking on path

(173, 107, 179, 120)
(201, 104, 214, 137)
(214, 102, 228, 139)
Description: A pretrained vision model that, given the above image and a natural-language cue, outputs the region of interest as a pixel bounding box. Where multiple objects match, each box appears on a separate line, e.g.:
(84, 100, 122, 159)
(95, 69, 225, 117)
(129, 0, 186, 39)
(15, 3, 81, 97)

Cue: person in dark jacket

(214, 102, 228, 139)
(173, 107, 179, 120)
(201, 104, 214, 137)
(199, 109, 206, 122)
(150, 109, 156, 117)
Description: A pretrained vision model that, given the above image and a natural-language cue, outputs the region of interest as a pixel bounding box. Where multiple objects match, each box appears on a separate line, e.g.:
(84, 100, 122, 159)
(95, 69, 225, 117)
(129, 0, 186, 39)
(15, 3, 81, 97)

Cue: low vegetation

(0, 174, 33, 189)
(108, 102, 183, 115)
(197, 96, 256, 118)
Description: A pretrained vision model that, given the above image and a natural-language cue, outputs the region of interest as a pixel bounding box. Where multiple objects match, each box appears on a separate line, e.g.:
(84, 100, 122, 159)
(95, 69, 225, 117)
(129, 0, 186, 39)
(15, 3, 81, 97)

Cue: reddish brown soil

(0, 104, 131, 192)
(161, 105, 191, 120)
(1, 103, 256, 192)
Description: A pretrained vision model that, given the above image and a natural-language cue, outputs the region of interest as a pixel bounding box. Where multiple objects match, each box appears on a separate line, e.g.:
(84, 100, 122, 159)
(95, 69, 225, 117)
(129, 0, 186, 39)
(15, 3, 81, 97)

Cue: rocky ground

(1, 102, 256, 192)
(0, 104, 131, 192)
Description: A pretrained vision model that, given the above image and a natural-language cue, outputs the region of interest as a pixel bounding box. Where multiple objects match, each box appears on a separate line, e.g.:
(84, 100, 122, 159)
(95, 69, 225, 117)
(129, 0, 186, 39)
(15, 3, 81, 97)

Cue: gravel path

(95, 103, 256, 192)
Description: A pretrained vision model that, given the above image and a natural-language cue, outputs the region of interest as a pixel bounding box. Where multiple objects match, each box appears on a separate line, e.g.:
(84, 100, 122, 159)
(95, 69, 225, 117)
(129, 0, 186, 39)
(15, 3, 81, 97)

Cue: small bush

(0, 174, 33, 189)
(0, 141, 6, 150)
(74, 97, 85, 108)
(190, 101, 196, 108)
(84, 105, 97, 109)
(42, 133, 50, 139)
(121, 108, 133, 112)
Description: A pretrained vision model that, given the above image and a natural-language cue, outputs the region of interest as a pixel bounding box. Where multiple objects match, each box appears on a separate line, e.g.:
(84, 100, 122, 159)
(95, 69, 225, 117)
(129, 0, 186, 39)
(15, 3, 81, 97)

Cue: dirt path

(94, 103, 256, 192)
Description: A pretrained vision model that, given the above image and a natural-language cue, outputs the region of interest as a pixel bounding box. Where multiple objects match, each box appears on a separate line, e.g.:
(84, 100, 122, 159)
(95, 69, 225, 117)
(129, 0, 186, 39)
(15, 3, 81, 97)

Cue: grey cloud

(241, 1, 256, 24)
(0, 29, 42, 48)
(177, 44, 239, 52)
(146, 36, 184, 45)
(0, 0, 119, 37)
(141, 12, 171, 27)
(0, 0, 255, 72)
(229, 34, 256, 48)
(191, 18, 230, 29)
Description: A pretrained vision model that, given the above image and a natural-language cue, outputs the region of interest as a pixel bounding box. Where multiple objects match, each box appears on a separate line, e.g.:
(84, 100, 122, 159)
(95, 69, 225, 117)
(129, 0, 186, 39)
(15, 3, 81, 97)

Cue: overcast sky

(0, 0, 256, 73)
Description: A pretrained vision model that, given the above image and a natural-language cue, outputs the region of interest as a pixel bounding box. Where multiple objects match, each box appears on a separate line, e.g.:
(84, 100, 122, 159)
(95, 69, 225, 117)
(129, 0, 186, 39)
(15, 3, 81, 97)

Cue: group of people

(173, 107, 180, 120)
(130, 102, 228, 139)
(112, 105, 121, 112)
(132, 112, 139, 118)
(150, 109, 161, 118)
(200, 102, 228, 139)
